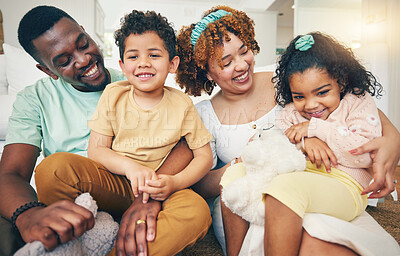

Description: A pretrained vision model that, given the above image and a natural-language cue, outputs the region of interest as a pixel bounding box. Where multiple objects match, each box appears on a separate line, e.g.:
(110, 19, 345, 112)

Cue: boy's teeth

(138, 74, 154, 77)
(84, 64, 98, 77)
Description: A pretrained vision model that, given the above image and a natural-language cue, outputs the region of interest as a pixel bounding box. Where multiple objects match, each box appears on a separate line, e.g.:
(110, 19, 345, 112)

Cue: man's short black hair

(18, 5, 77, 64)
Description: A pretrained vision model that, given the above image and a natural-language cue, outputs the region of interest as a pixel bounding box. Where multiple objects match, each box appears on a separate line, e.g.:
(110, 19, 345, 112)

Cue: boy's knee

(34, 153, 86, 204)
(177, 189, 212, 230)
(35, 153, 80, 187)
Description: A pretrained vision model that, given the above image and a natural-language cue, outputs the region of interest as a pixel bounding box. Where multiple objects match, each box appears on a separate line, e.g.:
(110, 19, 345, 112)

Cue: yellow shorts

(264, 161, 368, 221)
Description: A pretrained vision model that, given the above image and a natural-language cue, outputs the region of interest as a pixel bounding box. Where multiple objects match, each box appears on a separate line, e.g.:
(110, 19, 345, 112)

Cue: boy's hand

(304, 137, 337, 172)
(125, 166, 158, 203)
(139, 174, 175, 201)
(285, 121, 310, 144)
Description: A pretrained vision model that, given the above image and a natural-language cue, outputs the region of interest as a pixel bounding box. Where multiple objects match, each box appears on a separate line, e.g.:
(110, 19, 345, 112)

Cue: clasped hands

(124, 164, 176, 203)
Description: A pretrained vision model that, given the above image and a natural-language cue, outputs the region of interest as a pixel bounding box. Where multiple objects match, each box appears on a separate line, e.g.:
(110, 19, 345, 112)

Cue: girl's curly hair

(114, 10, 176, 62)
(273, 32, 383, 107)
(176, 6, 260, 96)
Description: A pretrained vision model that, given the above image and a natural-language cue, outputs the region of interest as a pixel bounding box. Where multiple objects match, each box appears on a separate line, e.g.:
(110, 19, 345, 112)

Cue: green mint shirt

(5, 68, 125, 157)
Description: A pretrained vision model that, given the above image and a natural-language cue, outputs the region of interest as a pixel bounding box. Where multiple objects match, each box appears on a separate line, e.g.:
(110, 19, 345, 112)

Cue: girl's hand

(304, 137, 338, 172)
(125, 165, 158, 203)
(139, 174, 176, 201)
(285, 121, 310, 144)
(351, 136, 400, 198)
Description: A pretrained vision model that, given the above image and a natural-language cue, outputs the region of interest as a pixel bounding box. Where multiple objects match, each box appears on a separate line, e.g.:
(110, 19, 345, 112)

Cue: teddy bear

(14, 193, 119, 256)
(221, 126, 306, 226)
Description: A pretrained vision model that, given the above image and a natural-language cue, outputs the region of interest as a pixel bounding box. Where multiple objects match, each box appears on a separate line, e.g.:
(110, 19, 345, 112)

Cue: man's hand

(116, 195, 161, 256)
(16, 200, 95, 251)
(304, 137, 337, 172)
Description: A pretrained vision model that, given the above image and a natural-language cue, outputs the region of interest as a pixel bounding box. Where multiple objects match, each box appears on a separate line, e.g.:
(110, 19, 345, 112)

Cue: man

(0, 6, 211, 256)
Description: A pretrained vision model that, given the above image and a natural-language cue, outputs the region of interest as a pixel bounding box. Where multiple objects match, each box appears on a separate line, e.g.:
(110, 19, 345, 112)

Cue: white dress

(196, 99, 400, 256)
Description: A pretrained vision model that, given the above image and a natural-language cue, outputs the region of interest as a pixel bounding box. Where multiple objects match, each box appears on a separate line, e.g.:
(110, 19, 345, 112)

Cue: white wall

(293, 0, 398, 126)
(98, 0, 278, 68)
(294, 7, 362, 46)
(0, 0, 103, 49)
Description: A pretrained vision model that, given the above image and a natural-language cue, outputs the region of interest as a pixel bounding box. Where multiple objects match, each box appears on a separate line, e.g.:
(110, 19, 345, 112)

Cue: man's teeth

(233, 71, 248, 81)
(84, 65, 98, 77)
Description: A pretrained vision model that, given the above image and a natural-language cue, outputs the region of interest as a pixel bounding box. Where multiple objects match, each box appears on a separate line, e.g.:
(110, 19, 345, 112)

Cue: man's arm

(157, 138, 193, 175)
(0, 144, 95, 251)
(0, 144, 40, 219)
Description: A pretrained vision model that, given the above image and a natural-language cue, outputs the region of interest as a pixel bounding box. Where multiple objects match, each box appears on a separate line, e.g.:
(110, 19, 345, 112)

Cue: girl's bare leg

(221, 196, 249, 256)
(264, 195, 303, 256)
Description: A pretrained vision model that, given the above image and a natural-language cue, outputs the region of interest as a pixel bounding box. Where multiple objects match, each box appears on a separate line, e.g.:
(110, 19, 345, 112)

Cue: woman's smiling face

(206, 33, 255, 95)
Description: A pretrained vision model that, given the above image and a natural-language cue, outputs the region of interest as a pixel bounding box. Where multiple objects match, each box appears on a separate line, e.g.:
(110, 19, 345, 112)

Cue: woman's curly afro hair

(176, 6, 260, 96)
(273, 31, 383, 107)
(114, 10, 176, 62)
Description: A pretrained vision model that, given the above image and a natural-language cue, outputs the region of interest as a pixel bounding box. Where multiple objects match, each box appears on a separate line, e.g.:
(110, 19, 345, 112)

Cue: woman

(176, 5, 400, 256)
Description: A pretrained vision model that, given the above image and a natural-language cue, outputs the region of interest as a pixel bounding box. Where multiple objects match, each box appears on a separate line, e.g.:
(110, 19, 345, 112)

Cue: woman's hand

(125, 165, 158, 204)
(285, 121, 310, 144)
(351, 136, 400, 198)
(139, 174, 176, 201)
(304, 137, 337, 172)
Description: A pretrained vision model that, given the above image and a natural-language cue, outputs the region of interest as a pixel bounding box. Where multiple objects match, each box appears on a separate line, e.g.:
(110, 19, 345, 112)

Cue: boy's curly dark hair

(114, 10, 176, 62)
(273, 32, 383, 107)
(18, 5, 76, 65)
(176, 6, 260, 96)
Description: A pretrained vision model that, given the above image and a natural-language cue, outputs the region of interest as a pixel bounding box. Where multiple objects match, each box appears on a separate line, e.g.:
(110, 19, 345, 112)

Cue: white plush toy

(14, 193, 119, 256)
(221, 126, 306, 226)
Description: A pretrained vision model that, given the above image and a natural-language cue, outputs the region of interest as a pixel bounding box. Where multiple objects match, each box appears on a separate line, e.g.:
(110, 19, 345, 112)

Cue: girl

(266, 32, 384, 255)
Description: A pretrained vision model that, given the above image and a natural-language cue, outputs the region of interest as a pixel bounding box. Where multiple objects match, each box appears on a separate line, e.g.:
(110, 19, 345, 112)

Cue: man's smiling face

(33, 17, 110, 92)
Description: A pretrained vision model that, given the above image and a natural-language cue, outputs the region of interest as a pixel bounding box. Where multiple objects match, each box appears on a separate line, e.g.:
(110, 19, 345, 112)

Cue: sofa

(0, 44, 50, 189)
(0, 43, 50, 155)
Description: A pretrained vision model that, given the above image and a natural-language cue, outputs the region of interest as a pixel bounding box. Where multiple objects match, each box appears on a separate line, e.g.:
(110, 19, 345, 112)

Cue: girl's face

(206, 33, 255, 95)
(289, 68, 341, 120)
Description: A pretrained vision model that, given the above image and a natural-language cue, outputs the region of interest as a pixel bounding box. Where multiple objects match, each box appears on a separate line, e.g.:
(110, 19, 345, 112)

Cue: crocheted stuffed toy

(14, 193, 119, 256)
(221, 126, 306, 226)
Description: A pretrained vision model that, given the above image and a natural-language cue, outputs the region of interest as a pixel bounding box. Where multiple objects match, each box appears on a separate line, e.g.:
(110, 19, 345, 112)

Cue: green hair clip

(190, 10, 232, 49)
(295, 35, 315, 51)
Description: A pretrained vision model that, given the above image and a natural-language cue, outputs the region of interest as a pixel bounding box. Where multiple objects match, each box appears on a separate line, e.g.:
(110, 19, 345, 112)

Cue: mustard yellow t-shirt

(88, 80, 212, 170)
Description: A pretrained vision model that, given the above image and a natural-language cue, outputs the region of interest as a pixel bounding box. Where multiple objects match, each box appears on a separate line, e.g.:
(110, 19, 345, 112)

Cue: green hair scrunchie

(190, 10, 232, 49)
(295, 35, 315, 51)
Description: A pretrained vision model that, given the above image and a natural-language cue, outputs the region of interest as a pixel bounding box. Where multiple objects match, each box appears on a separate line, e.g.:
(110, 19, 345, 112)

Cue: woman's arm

(352, 109, 400, 198)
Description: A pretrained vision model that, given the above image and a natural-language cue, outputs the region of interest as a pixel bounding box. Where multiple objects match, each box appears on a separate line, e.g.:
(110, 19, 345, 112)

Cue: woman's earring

(203, 79, 216, 94)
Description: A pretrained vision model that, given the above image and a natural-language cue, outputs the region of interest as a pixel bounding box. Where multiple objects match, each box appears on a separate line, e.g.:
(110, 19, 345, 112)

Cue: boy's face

(119, 32, 179, 95)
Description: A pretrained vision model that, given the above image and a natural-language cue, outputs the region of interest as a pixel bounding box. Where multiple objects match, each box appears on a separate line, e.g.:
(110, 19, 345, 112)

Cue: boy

(87, 10, 213, 204)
